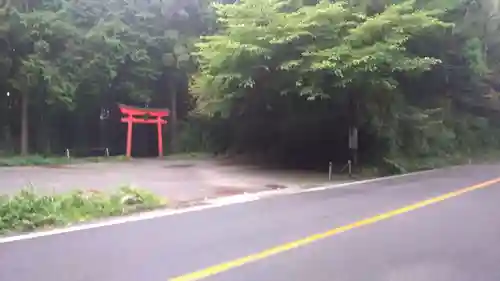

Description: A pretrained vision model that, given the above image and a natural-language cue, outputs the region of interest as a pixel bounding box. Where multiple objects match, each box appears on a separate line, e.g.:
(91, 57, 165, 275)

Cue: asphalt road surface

(2, 164, 500, 281)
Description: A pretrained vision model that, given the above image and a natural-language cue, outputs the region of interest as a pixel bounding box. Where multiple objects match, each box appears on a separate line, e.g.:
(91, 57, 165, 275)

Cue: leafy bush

(175, 117, 219, 153)
(0, 187, 167, 234)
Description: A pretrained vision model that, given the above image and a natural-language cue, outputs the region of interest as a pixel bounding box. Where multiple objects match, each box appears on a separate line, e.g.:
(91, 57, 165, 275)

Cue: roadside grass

(380, 149, 500, 175)
(0, 155, 130, 167)
(0, 155, 69, 167)
(0, 187, 167, 235)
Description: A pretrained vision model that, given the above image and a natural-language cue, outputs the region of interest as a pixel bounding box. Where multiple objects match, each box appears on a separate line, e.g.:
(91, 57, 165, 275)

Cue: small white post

(105, 147, 110, 157)
(65, 148, 70, 159)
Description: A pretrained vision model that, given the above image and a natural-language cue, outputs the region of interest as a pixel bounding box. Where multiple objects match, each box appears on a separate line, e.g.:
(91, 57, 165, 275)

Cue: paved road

(1, 164, 500, 281)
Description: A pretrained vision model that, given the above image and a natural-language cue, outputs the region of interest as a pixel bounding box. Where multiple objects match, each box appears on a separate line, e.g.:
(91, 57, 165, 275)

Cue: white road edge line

(0, 168, 436, 244)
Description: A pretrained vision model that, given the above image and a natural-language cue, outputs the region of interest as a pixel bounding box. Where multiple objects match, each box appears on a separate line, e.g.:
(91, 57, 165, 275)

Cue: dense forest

(1, 0, 500, 172)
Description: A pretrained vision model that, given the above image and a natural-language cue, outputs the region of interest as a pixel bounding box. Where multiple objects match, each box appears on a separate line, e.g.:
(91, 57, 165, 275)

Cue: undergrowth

(0, 187, 167, 235)
(0, 155, 129, 167)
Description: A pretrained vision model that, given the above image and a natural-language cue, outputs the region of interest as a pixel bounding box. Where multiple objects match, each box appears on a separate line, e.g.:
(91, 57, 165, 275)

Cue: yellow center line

(170, 177, 500, 281)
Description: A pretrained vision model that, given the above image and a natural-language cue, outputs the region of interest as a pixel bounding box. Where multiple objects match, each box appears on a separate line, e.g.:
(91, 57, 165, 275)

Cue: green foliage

(383, 112, 500, 172)
(193, 0, 449, 114)
(0, 187, 167, 234)
(190, 0, 500, 171)
(176, 117, 215, 153)
(0, 0, 212, 155)
(2, 1, 80, 106)
(463, 38, 489, 76)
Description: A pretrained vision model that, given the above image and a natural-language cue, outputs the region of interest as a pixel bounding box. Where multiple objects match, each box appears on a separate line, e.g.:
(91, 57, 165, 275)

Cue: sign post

(349, 126, 358, 167)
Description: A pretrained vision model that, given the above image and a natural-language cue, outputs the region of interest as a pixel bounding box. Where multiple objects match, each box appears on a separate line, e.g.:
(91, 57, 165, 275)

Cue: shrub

(0, 187, 167, 234)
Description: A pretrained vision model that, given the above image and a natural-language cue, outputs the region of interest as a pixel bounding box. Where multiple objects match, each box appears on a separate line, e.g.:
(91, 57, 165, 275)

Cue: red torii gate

(118, 104, 169, 158)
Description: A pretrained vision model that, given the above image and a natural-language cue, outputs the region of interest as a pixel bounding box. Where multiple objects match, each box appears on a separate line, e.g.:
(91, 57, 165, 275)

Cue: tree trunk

(348, 90, 359, 167)
(169, 84, 178, 154)
(39, 110, 52, 155)
(20, 91, 29, 156)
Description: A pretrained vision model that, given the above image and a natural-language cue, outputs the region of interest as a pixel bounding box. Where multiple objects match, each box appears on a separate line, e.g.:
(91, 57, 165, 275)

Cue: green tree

(4, 0, 80, 154)
(194, 0, 448, 113)
(0, 0, 211, 155)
